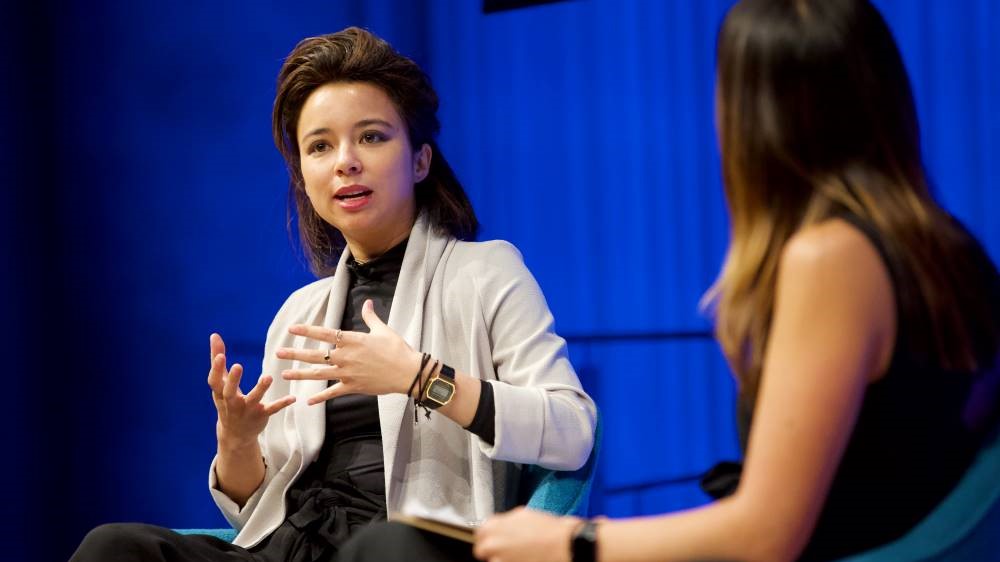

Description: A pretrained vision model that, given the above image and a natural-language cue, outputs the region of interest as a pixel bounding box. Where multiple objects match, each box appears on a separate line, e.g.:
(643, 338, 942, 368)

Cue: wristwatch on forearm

(571, 519, 598, 562)
(421, 363, 456, 409)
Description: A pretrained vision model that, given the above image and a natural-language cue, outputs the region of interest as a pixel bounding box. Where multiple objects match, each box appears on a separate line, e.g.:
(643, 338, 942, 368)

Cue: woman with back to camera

(71, 26, 596, 562)
(473, 1, 1000, 560)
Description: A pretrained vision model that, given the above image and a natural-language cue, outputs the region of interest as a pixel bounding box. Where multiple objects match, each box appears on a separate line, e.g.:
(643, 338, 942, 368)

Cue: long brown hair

(709, 0, 998, 402)
(272, 27, 479, 276)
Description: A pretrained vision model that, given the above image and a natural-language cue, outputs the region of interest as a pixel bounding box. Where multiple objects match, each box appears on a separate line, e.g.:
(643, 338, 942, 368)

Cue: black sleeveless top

(702, 214, 1000, 561)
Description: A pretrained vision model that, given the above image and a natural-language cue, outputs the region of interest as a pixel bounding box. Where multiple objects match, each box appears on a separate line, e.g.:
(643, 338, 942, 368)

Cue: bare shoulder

(780, 219, 888, 284)
(778, 219, 896, 376)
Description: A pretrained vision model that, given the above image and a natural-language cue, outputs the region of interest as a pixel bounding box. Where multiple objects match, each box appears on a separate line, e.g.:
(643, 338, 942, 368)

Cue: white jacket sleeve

(207, 455, 278, 530)
(473, 242, 596, 470)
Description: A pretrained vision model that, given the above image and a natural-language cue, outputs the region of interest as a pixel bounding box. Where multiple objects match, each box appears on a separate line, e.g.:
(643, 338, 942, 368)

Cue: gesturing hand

(208, 333, 296, 447)
(277, 299, 423, 406)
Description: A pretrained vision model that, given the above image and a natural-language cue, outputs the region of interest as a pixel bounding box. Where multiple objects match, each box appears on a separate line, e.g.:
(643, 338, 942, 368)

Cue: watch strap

(571, 519, 597, 562)
(438, 363, 455, 382)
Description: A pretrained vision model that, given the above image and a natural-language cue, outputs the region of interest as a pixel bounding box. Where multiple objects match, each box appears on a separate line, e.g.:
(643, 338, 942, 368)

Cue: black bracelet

(407, 353, 431, 401)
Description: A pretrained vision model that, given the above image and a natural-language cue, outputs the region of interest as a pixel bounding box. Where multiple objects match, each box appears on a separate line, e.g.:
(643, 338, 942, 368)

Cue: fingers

(472, 526, 496, 560)
(287, 324, 361, 346)
(208, 333, 227, 391)
(207, 353, 226, 397)
(280, 323, 367, 366)
(262, 394, 296, 416)
(360, 299, 385, 330)
(210, 333, 226, 360)
(223, 363, 244, 400)
(245, 374, 273, 404)
(307, 381, 351, 406)
(276, 346, 336, 365)
(281, 366, 340, 381)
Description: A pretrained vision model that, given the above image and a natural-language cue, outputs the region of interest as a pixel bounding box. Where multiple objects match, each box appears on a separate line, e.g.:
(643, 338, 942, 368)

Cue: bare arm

(476, 220, 896, 562)
(215, 421, 265, 508)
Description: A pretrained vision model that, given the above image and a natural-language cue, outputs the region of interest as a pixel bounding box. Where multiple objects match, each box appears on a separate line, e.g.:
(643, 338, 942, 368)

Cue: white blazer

(209, 213, 596, 548)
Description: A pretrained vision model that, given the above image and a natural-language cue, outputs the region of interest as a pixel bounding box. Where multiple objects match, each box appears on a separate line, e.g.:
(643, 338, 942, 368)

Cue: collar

(346, 238, 409, 283)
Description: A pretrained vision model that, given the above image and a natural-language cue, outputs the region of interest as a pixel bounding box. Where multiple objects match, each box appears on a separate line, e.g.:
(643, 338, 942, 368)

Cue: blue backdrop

(3, 1, 996, 560)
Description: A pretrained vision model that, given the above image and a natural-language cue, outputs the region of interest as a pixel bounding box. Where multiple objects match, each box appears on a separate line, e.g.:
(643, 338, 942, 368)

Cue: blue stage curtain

(5, 1, 995, 559)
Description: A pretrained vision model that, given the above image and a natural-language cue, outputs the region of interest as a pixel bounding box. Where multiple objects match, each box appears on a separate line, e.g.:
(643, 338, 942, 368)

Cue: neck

(346, 223, 413, 263)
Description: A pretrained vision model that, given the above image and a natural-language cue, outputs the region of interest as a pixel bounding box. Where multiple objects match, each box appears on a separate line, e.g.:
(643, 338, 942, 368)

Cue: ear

(413, 143, 432, 183)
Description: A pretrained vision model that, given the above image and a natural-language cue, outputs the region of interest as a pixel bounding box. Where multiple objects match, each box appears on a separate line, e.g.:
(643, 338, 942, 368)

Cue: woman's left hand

(474, 507, 580, 562)
(277, 299, 422, 405)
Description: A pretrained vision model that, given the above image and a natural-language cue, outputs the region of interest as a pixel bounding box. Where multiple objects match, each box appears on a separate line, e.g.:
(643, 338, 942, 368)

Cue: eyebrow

(301, 119, 397, 140)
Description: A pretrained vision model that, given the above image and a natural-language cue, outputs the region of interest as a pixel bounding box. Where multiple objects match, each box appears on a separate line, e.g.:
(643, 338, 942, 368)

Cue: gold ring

(323, 349, 331, 363)
(335, 329, 343, 347)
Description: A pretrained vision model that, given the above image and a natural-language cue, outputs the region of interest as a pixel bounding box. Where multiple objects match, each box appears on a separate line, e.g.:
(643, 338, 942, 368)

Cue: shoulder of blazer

(447, 239, 526, 277)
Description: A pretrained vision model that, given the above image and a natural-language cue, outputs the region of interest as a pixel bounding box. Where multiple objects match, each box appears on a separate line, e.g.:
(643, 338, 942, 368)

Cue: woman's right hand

(208, 333, 295, 448)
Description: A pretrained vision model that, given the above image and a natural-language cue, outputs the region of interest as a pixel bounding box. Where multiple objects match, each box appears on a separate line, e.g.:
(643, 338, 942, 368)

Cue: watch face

(427, 378, 455, 405)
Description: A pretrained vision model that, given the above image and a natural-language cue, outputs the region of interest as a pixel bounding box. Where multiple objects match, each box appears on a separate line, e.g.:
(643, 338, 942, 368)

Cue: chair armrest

(173, 528, 238, 542)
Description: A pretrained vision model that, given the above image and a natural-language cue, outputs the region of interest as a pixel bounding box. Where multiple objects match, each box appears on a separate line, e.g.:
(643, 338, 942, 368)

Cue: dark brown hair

(273, 27, 478, 276)
(709, 0, 999, 401)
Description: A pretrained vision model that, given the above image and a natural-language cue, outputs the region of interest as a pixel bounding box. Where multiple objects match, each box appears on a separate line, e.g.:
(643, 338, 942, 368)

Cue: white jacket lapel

(379, 213, 450, 508)
(292, 249, 352, 463)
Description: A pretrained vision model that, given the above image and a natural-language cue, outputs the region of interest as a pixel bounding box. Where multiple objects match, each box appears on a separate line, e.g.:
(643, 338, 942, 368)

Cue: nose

(335, 144, 361, 177)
